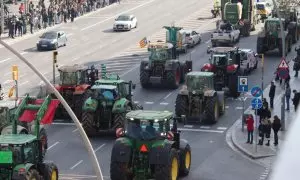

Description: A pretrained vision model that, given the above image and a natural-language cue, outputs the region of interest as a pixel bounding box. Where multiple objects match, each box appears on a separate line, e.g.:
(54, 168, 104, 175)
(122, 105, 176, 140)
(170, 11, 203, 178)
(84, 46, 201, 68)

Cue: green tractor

(175, 71, 225, 124)
(140, 42, 192, 89)
(0, 94, 59, 160)
(257, 17, 292, 56)
(110, 110, 191, 180)
(0, 94, 60, 179)
(81, 71, 143, 136)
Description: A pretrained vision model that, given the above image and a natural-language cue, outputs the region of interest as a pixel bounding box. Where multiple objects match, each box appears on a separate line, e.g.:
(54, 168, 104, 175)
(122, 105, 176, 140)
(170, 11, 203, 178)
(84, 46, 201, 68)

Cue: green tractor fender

(13, 163, 35, 174)
(111, 137, 133, 163)
(164, 60, 180, 71)
(1, 125, 28, 135)
(149, 140, 175, 165)
(82, 97, 98, 112)
(112, 98, 131, 113)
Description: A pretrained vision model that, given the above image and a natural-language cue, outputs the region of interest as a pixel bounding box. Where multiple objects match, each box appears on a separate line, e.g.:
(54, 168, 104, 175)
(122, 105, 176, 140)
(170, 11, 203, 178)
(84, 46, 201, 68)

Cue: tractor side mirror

(132, 84, 136, 89)
(116, 128, 125, 138)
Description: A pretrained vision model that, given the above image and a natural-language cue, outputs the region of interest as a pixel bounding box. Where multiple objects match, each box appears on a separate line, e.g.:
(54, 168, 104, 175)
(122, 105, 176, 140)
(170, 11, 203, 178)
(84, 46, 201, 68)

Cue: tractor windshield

(212, 55, 228, 66)
(125, 119, 165, 140)
(93, 85, 119, 100)
(256, 4, 265, 10)
(149, 49, 169, 61)
(265, 21, 280, 32)
(186, 76, 206, 92)
(0, 107, 8, 129)
(59, 72, 78, 85)
(0, 145, 22, 164)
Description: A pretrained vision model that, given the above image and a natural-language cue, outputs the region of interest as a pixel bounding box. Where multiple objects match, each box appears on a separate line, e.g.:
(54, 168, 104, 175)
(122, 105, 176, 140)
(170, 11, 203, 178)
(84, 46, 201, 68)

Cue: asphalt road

(0, 0, 294, 179)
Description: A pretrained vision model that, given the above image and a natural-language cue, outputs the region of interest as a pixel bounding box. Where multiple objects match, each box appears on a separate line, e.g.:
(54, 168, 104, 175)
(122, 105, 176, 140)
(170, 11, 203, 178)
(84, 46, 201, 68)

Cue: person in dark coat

(272, 115, 281, 146)
(269, 81, 276, 109)
(292, 90, 300, 111)
(264, 119, 272, 146)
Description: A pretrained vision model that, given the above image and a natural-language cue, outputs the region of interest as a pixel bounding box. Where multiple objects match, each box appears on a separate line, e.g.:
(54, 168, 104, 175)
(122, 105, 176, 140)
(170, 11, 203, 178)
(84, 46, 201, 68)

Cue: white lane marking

(55, 74, 59, 77)
(4, 72, 10, 76)
(81, 0, 156, 31)
(19, 81, 29, 86)
(3, 80, 13, 84)
(145, 101, 154, 104)
(67, 33, 74, 37)
(205, 40, 211, 44)
(120, 64, 139, 76)
(200, 126, 211, 129)
(178, 128, 224, 133)
(0, 58, 11, 63)
(59, 174, 97, 178)
(235, 107, 243, 110)
(183, 125, 194, 128)
(159, 102, 169, 105)
(191, 49, 196, 54)
(217, 127, 227, 130)
(94, 144, 106, 152)
(20, 52, 28, 55)
(163, 92, 173, 99)
(52, 123, 76, 126)
(48, 141, 60, 150)
(71, 57, 79, 61)
(70, 160, 83, 170)
(72, 128, 79, 133)
(225, 106, 229, 109)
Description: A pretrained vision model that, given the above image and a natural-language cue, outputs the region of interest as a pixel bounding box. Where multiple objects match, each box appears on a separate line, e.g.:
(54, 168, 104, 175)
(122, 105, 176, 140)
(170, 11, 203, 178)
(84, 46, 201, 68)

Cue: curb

(230, 119, 276, 159)
(0, 3, 119, 47)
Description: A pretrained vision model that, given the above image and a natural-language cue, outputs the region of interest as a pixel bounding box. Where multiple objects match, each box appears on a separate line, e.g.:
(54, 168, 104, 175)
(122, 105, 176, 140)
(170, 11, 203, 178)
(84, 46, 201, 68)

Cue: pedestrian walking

(246, 115, 254, 144)
(258, 122, 264, 145)
(264, 118, 272, 146)
(272, 115, 281, 146)
(285, 84, 291, 111)
(292, 90, 300, 111)
(269, 81, 276, 109)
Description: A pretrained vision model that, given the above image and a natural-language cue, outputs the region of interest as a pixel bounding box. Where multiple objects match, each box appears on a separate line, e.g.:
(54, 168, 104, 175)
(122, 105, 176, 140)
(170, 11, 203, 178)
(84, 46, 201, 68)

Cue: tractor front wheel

(26, 168, 40, 180)
(82, 111, 97, 136)
(205, 96, 219, 124)
(110, 162, 132, 180)
(154, 148, 179, 180)
(175, 95, 188, 121)
(179, 144, 191, 176)
(166, 67, 181, 89)
(41, 162, 59, 180)
(140, 69, 151, 88)
(112, 113, 126, 131)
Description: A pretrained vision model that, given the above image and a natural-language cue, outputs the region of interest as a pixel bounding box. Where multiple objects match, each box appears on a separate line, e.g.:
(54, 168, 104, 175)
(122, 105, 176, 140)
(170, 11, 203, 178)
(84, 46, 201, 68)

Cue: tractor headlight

(192, 90, 196, 94)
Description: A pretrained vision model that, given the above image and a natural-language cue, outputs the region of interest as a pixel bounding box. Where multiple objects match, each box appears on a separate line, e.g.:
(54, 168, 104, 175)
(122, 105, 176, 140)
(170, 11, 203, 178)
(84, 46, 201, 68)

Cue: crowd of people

(0, 0, 120, 38)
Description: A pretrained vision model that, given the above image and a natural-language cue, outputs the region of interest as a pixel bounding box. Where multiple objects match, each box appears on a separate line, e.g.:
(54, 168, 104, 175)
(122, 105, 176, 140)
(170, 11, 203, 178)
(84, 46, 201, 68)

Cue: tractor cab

(147, 43, 174, 61)
(0, 100, 16, 130)
(264, 18, 285, 36)
(185, 72, 215, 95)
(57, 65, 90, 87)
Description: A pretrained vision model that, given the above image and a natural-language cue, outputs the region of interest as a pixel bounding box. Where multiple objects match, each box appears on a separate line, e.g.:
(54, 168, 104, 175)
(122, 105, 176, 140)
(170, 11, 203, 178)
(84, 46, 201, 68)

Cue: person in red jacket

(246, 114, 254, 144)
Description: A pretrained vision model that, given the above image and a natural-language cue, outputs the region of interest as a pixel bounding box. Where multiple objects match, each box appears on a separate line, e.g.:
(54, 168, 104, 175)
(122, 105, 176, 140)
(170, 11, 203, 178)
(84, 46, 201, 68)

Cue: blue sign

(251, 86, 262, 97)
(251, 98, 263, 110)
(278, 68, 289, 79)
(238, 76, 248, 92)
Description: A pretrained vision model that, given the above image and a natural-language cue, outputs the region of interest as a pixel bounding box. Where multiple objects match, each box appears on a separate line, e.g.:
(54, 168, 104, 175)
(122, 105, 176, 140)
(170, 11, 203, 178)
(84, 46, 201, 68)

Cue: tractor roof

(91, 84, 117, 90)
(126, 110, 173, 121)
(148, 42, 173, 50)
(0, 134, 36, 145)
(0, 99, 16, 109)
(58, 64, 88, 72)
(95, 79, 124, 85)
(187, 71, 214, 77)
(266, 17, 285, 22)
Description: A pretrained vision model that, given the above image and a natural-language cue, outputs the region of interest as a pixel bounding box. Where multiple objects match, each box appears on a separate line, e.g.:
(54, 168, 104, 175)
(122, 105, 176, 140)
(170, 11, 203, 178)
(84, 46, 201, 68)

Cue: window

(24, 143, 34, 162)
(117, 15, 130, 21)
(40, 32, 57, 39)
(60, 72, 78, 85)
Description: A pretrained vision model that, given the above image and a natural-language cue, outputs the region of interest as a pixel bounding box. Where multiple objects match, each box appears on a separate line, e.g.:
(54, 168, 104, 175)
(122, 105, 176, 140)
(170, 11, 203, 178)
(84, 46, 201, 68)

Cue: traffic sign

(278, 58, 289, 69)
(251, 86, 263, 97)
(278, 68, 289, 79)
(251, 98, 263, 110)
(238, 76, 248, 92)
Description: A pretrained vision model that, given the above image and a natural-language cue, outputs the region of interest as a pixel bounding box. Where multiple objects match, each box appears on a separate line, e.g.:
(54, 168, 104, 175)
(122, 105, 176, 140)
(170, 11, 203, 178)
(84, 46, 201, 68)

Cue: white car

(180, 30, 202, 47)
(113, 14, 137, 31)
(211, 23, 240, 47)
(239, 49, 259, 74)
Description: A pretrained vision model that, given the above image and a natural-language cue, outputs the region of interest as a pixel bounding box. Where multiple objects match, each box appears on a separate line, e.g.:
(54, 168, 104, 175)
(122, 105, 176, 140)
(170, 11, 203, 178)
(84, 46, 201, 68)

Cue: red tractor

(201, 47, 241, 98)
(53, 64, 99, 119)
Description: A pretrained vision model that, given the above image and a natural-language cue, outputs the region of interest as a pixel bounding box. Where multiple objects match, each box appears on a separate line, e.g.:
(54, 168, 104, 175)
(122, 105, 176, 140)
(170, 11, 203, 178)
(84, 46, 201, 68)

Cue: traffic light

(12, 65, 18, 80)
(53, 51, 58, 64)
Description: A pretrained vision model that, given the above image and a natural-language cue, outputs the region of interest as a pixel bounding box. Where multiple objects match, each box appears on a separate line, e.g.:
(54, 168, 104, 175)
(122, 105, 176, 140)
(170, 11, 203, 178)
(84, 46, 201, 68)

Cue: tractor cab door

(117, 83, 128, 98)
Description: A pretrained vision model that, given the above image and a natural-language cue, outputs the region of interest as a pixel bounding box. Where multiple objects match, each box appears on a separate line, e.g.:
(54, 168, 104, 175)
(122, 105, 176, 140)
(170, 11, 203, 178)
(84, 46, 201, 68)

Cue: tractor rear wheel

(166, 67, 181, 89)
(81, 111, 97, 136)
(154, 148, 179, 180)
(175, 95, 188, 120)
(228, 74, 240, 98)
(41, 162, 59, 180)
(26, 168, 40, 180)
(140, 69, 151, 88)
(112, 113, 126, 130)
(205, 96, 219, 124)
(110, 162, 132, 180)
(179, 144, 191, 176)
(39, 129, 48, 160)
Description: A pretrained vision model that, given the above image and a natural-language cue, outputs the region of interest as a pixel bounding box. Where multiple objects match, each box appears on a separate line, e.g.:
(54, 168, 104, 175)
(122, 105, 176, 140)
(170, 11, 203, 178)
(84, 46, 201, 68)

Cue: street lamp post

(0, 40, 104, 180)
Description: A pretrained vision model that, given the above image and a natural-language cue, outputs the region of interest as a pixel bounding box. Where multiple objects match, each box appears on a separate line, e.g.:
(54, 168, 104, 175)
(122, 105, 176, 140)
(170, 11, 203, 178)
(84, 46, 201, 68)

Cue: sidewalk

(227, 56, 300, 177)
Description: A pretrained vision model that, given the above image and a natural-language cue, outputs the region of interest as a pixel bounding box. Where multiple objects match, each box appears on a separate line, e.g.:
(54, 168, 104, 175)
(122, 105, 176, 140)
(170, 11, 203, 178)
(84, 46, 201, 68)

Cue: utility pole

(0, 0, 4, 34)
(53, 51, 58, 84)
